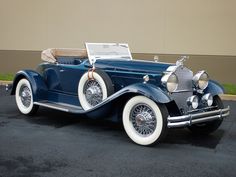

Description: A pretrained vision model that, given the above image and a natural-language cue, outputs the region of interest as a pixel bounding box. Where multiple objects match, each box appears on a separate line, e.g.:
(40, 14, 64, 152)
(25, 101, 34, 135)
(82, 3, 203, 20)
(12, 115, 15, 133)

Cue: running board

(34, 101, 84, 113)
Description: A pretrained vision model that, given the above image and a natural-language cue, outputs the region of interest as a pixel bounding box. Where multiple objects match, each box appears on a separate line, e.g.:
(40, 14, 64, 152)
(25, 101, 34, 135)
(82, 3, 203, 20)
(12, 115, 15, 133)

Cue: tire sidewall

(15, 79, 34, 114)
(78, 71, 108, 110)
(122, 96, 165, 146)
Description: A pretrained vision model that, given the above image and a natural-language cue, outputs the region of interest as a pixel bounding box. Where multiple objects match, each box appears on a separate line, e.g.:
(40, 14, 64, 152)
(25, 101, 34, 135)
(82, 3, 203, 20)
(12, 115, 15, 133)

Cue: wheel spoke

(130, 103, 157, 137)
(84, 80, 103, 106)
(19, 85, 32, 108)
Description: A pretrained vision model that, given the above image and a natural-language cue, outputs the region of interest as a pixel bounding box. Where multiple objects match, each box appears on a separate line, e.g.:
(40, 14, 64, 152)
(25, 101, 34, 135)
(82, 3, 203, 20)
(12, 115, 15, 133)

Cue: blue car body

(10, 44, 230, 146)
(11, 57, 226, 120)
(11, 59, 171, 119)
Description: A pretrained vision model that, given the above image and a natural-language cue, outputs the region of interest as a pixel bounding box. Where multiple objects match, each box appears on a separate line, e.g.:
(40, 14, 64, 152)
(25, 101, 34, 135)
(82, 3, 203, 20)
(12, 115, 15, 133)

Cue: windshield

(85, 43, 132, 64)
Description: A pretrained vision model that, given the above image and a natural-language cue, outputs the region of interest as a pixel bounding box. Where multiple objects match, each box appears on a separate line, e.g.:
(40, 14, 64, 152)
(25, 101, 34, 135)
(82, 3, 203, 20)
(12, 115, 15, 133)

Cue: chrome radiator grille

(170, 66, 193, 113)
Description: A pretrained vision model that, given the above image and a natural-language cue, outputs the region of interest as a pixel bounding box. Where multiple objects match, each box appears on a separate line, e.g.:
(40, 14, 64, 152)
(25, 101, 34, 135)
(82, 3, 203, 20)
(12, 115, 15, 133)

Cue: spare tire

(78, 70, 114, 110)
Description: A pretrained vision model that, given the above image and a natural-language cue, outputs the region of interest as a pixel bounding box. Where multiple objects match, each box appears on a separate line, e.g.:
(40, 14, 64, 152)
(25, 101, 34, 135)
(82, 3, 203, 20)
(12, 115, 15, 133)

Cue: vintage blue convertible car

(11, 43, 230, 146)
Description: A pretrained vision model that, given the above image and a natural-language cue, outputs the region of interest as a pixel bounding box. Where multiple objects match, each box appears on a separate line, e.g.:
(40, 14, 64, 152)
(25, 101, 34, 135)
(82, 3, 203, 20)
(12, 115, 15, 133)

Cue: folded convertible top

(41, 48, 87, 63)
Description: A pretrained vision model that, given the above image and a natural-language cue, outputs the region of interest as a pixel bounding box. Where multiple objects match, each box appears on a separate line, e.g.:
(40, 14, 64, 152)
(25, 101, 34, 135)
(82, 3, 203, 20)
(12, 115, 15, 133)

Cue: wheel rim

(19, 84, 32, 108)
(130, 103, 157, 137)
(84, 80, 103, 106)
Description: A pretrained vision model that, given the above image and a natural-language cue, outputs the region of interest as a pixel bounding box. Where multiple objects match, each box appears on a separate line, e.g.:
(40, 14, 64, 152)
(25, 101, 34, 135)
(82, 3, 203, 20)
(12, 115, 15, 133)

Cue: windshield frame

(85, 43, 133, 65)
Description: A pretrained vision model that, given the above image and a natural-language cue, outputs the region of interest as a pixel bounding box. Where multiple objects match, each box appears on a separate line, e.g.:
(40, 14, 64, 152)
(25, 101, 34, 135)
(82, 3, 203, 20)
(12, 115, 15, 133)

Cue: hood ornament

(176, 56, 189, 66)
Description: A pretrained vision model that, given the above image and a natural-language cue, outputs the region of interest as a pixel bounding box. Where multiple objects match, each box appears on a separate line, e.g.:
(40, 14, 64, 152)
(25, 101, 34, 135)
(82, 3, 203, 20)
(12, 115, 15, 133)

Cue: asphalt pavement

(0, 86, 236, 177)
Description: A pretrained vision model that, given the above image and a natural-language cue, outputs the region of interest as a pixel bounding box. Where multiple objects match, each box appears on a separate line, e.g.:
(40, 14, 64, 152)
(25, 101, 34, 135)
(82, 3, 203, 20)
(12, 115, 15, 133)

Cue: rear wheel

(188, 95, 223, 135)
(15, 78, 39, 115)
(122, 96, 168, 146)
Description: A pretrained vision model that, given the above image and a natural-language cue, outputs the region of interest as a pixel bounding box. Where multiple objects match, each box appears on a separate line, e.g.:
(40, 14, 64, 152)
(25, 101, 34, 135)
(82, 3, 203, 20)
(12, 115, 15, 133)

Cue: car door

(57, 64, 85, 95)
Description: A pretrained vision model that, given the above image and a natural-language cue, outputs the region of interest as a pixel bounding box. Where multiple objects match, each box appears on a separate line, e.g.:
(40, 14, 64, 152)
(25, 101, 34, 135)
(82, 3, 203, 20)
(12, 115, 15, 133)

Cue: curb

(220, 94, 236, 101)
(0, 80, 236, 101)
(0, 80, 13, 85)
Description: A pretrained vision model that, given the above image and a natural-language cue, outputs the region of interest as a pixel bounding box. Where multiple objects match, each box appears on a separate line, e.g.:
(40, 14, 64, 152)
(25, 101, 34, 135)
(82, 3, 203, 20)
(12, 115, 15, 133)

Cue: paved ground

(0, 86, 236, 177)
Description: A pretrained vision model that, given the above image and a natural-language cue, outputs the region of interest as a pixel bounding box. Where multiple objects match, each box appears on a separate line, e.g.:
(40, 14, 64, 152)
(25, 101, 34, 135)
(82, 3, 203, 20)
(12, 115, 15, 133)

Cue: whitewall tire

(15, 78, 38, 115)
(78, 70, 114, 110)
(122, 96, 168, 146)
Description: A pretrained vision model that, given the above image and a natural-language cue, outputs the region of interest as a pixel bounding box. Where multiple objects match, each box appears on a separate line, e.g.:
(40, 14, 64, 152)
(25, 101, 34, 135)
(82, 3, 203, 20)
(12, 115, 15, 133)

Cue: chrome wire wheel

(84, 80, 103, 106)
(130, 104, 156, 137)
(19, 85, 32, 108)
(122, 96, 168, 146)
(15, 78, 38, 115)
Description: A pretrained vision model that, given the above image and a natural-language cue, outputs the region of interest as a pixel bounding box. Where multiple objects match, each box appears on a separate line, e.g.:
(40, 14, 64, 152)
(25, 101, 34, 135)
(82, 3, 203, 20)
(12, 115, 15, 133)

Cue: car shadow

(164, 128, 225, 149)
(24, 107, 224, 149)
(25, 107, 122, 130)
(25, 107, 82, 128)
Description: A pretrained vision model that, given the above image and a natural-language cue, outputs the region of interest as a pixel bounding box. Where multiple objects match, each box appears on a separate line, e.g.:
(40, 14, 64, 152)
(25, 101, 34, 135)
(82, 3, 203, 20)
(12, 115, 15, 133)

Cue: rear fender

(11, 70, 48, 101)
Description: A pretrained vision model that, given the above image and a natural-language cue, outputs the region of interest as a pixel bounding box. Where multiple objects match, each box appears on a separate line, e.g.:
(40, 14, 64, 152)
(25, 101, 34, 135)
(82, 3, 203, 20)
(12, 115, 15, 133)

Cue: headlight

(161, 72, 178, 93)
(193, 71, 209, 90)
(202, 93, 213, 107)
(187, 95, 199, 109)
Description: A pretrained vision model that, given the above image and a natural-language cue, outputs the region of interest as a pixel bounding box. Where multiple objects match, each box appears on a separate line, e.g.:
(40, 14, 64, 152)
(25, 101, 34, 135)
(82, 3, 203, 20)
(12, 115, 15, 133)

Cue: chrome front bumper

(167, 106, 230, 128)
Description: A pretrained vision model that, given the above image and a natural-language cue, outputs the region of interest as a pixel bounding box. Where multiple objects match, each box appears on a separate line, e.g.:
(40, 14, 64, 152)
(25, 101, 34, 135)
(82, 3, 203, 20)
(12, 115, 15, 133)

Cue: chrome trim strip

(172, 89, 192, 93)
(34, 102, 69, 112)
(167, 106, 230, 128)
(133, 59, 173, 65)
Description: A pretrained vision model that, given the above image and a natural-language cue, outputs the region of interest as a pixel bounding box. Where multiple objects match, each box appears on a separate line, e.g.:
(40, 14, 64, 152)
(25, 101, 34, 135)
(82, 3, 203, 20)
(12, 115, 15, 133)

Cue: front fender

(11, 70, 48, 101)
(89, 82, 172, 112)
(120, 83, 172, 103)
(204, 80, 224, 96)
(85, 83, 172, 119)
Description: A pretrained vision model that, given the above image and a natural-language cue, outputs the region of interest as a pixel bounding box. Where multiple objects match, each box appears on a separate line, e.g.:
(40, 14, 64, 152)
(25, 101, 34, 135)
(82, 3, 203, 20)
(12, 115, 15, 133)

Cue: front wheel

(15, 78, 39, 115)
(122, 96, 168, 146)
(188, 95, 224, 135)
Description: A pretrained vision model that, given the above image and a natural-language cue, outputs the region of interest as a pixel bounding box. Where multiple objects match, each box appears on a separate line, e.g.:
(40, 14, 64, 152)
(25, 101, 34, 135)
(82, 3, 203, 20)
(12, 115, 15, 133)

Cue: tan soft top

(41, 48, 87, 63)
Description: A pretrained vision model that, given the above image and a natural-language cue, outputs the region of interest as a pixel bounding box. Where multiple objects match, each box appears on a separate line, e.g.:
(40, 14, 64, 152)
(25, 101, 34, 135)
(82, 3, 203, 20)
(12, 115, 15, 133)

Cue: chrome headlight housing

(202, 93, 213, 107)
(187, 95, 199, 109)
(193, 71, 209, 90)
(161, 72, 179, 93)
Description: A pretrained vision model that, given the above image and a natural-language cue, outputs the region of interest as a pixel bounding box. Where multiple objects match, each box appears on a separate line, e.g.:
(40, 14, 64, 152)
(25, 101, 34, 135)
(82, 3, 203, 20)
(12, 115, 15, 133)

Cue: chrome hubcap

(130, 104, 156, 136)
(84, 80, 103, 106)
(20, 85, 31, 107)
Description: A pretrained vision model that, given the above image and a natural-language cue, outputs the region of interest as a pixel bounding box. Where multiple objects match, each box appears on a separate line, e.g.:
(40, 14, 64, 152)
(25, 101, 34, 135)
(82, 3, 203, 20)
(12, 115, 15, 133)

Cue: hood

(92, 59, 173, 75)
